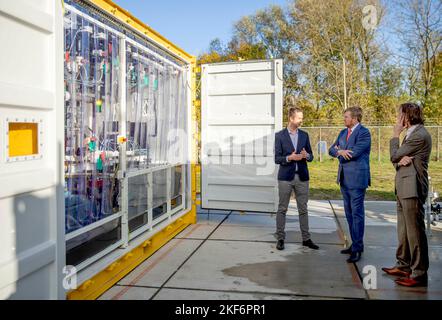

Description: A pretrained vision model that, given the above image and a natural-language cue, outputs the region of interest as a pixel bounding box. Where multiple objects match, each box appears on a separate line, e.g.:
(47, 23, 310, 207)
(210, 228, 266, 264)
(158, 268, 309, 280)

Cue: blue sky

(112, 0, 403, 62)
(113, 0, 289, 56)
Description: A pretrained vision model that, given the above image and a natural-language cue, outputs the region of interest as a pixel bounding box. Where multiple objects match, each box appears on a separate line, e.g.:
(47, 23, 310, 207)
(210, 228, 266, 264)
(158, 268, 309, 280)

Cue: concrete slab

(356, 246, 442, 300)
(209, 226, 342, 245)
(226, 200, 335, 217)
(196, 207, 210, 214)
(330, 200, 396, 222)
(98, 285, 157, 300)
(117, 239, 202, 287)
(153, 288, 339, 300)
(220, 213, 278, 228)
(293, 200, 337, 217)
(287, 215, 338, 229)
(429, 232, 442, 247)
(197, 212, 229, 222)
(101, 199, 441, 300)
(230, 211, 277, 216)
(221, 213, 338, 230)
(330, 200, 399, 247)
(330, 201, 442, 247)
(330, 200, 442, 299)
(176, 213, 227, 240)
(197, 206, 232, 215)
(363, 225, 398, 247)
(364, 201, 400, 214)
(165, 240, 366, 299)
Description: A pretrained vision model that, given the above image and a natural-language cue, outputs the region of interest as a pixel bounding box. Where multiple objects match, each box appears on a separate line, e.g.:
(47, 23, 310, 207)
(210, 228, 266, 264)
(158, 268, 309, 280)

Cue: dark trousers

(395, 197, 429, 278)
(340, 185, 366, 253)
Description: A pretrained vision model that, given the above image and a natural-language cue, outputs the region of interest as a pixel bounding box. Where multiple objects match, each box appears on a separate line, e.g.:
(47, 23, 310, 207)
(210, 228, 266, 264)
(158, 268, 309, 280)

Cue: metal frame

(128, 164, 186, 241)
(65, 4, 187, 68)
(301, 125, 442, 129)
(74, 238, 125, 273)
(65, 212, 123, 241)
(63, 4, 193, 272)
(68, 203, 194, 299)
(65, 0, 197, 299)
(125, 36, 185, 71)
(4, 117, 44, 163)
(303, 125, 442, 163)
(84, 0, 194, 62)
(119, 34, 129, 248)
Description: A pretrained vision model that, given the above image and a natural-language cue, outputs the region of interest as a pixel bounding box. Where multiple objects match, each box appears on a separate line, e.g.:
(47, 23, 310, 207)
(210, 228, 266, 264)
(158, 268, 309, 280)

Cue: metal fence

(302, 126, 442, 162)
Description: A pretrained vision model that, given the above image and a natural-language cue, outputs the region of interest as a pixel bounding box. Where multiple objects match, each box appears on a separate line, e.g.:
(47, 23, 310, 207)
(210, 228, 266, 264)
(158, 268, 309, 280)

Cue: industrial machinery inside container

(63, 0, 191, 272)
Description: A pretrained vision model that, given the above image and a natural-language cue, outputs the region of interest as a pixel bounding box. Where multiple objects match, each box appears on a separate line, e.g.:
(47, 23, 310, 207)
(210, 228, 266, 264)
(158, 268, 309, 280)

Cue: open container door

(0, 0, 65, 299)
(201, 60, 283, 213)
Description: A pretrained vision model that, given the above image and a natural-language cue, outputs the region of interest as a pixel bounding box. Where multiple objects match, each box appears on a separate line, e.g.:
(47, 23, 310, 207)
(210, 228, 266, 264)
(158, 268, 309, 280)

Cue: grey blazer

(390, 124, 432, 200)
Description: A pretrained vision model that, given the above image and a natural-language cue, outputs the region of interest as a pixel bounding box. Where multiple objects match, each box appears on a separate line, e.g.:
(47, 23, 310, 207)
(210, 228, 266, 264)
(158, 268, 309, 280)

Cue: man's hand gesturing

(288, 152, 304, 161)
(301, 148, 309, 159)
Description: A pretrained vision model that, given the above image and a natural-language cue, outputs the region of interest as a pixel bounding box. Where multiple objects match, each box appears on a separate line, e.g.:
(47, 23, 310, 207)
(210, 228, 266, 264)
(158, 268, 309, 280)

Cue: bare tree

(395, 0, 442, 105)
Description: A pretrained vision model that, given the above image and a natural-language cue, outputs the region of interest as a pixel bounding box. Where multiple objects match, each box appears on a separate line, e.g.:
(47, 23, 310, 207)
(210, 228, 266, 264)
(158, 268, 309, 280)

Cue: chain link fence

(302, 126, 442, 162)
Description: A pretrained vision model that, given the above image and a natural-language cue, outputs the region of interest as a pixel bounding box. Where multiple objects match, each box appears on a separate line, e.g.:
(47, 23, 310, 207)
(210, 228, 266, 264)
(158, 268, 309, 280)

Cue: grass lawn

(308, 158, 442, 201)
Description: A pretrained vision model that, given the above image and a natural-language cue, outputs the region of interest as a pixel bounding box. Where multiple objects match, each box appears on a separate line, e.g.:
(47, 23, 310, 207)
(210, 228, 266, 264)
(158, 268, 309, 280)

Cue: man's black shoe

(276, 240, 285, 251)
(347, 251, 362, 263)
(303, 239, 319, 250)
(340, 247, 352, 254)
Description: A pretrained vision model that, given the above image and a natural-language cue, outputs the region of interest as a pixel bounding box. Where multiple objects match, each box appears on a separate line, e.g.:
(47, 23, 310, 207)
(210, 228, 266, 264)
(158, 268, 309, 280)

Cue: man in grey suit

(382, 103, 432, 287)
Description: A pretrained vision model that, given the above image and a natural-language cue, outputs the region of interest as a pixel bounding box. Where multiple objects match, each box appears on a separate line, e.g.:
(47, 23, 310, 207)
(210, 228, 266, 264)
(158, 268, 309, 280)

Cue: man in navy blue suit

(274, 106, 319, 251)
(329, 107, 371, 263)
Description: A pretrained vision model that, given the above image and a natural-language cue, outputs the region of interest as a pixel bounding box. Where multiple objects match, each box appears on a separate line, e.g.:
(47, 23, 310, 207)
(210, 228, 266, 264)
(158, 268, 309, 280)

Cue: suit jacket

(274, 128, 314, 181)
(390, 124, 432, 200)
(328, 125, 372, 190)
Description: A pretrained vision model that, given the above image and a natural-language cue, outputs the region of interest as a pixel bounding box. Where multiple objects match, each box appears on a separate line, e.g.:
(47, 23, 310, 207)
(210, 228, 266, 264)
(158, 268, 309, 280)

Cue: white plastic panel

(201, 60, 283, 213)
(0, 0, 64, 299)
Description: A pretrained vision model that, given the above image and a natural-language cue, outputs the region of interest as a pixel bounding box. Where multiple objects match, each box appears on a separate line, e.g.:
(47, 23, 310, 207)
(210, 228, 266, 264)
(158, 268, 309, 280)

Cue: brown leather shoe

(382, 267, 411, 277)
(395, 275, 428, 287)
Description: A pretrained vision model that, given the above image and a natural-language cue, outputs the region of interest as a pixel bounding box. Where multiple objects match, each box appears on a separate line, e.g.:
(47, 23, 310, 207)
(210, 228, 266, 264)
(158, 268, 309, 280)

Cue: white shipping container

(201, 60, 283, 213)
(0, 0, 65, 299)
(0, 1, 283, 300)
(0, 0, 195, 300)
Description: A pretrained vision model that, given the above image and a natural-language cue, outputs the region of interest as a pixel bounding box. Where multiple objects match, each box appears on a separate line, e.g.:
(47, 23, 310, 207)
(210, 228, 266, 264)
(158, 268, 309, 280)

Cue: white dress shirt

(286, 127, 312, 167)
(347, 122, 360, 137)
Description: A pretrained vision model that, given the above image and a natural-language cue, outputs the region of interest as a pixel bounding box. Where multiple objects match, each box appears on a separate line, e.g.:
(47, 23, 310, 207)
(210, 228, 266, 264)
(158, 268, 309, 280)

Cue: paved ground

(99, 201, 442, 300)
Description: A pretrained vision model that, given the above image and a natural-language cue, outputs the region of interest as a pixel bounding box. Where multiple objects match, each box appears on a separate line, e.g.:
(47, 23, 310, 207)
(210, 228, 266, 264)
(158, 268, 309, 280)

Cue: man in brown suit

(382, 103, 432, 287)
